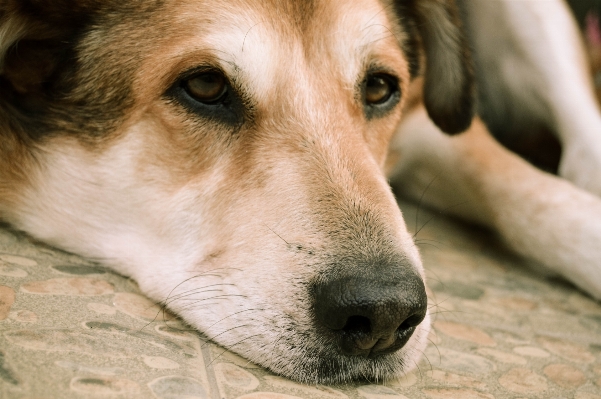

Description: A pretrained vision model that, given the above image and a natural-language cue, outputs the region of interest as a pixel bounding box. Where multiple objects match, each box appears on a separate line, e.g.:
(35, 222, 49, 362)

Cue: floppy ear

(0, 1, 96, 95)
(396, 0, 475, 134)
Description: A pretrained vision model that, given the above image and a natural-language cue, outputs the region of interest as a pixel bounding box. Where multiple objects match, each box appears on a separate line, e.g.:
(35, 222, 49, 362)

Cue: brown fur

(0, 0, 474, 383)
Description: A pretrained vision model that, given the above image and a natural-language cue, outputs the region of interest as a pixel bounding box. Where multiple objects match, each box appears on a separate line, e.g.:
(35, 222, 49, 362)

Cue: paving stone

(70, 376, 140, 395)
(0, 285, 15, 320)
(498, 368, 548, 394)
(435, 321, 496, 346)
(422, 388, 494, 399)
(21, 278, 114, 296)
(543, 363, 587, 388)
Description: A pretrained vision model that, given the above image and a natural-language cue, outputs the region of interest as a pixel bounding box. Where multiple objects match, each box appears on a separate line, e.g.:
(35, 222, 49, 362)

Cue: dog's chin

(218, 314, 431, 385)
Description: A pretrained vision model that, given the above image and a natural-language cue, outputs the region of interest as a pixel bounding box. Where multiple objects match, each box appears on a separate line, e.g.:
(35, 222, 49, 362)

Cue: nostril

(397, 312, 425, 333)
(342, 315, 371, 334)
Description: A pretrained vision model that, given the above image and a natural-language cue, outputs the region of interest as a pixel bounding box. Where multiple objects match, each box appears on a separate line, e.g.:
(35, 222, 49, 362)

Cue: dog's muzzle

(312, 266, 427, 357)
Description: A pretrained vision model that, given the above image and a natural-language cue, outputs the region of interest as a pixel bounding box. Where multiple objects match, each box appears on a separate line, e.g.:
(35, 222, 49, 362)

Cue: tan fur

(0, 0, 434, 383)
(2, 0, 599, 385)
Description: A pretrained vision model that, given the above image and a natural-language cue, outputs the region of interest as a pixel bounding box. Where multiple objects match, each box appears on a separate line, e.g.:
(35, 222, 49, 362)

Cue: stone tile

(215, 363, 259, 391)
(430, 348, 496, 376)
(356, 385, 409, 398)
(55, 361, 125, 376)
(498, 368, 548, 394)
(148, 376, 209, 399)
(143, 356, 180, 370)
(387, 371, 418, 388)
(543, 363, 586, 388)
(83, 321, 197, 357)
(512, 346, 550, 358)
(0, 254, 38, 266)
(476, 348, 527, 365)
(575, 393, 601, 399)
(70, 376, 140, 395)
(493, 296, 538, 311)
(422, 388, 494, 399)
(113, 292, 174, 321)
(431, 281, 485, 300)
(8, 309, 38, 323)
(5, 328, 130, 357)
(87, 302, 116, 315)
(434, 321, 496, 346)
(21, 278, 114, 296)
(0, 285, 15, 320)
(537, 336, 596, 364)
(236, 394, 304, 399)
(428, 370, 488, 390)
(263, 376, 348, 398)
(529, 313, 591, 336)
(0, 264, 27, 278)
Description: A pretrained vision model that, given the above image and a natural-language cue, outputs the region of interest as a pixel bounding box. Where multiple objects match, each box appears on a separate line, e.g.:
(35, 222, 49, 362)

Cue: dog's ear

(396, 0, 475, 134)
(0, 1, 96, 95)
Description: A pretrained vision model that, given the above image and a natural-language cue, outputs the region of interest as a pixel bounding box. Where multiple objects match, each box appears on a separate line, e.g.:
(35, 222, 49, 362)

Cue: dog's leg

(389, 106, 601, 300)
(464, 0, 601, 195)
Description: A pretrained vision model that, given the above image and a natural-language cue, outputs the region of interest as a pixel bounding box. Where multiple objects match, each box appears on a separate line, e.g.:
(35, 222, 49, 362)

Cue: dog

(1, 0, 600, 385)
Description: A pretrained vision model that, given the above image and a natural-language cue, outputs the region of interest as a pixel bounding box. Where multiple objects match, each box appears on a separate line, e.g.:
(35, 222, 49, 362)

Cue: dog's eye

(167, 68, 244, 126)
(184, 73, 227, 104)
(365, 74, 395, 105)
(362, 72, 400, 119)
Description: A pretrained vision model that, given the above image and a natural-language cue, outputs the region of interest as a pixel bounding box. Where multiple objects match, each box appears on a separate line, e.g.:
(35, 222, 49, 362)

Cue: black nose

(312, 270, 427, 356)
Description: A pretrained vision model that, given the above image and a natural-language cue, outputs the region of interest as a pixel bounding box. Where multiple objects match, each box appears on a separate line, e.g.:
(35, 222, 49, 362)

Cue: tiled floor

(1, 199, 600, 399)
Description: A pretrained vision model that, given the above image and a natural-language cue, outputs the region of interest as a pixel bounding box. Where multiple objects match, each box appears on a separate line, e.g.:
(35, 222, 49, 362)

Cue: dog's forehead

(175, 0, 402, 93)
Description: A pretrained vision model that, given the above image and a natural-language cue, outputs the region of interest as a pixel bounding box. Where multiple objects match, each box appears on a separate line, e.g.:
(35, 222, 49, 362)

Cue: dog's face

(0, 0, 473, 383)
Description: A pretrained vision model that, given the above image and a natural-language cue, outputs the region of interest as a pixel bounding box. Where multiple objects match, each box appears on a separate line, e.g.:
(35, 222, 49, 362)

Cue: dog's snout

(313, 271, 427, 357)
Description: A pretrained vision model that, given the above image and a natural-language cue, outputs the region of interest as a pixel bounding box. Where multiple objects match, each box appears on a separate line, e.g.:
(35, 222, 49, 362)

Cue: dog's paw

(559, 141, 601, 197)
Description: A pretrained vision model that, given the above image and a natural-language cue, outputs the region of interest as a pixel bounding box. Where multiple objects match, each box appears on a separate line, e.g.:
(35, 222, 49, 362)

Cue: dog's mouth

(164, 251, 430, 384)
(259, 310, 430, 384)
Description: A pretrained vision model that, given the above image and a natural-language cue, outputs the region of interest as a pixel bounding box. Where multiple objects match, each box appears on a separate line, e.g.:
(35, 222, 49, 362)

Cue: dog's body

(0, 0, 600, 384)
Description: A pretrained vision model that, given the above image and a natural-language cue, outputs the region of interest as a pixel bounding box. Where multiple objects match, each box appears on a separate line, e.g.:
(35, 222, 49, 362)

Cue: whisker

(414, 173, 440, 237)
(264, 224, 290, 245)
(163, 285, 235, 305)
(171, 294, 248, 312)
(207, 334, 264, 367)
(427, 337, 442, 363)
(242, 22, 262, 52)
(201, 324, 253, 348)
(414, 200, 470, 238)
(205, 308, 264, 331)
(362, 2, 396, 28)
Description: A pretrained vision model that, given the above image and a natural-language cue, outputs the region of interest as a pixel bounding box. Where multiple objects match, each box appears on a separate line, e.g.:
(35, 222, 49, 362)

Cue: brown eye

(185, 72, 227, 103)
(365, 74, 394, 105)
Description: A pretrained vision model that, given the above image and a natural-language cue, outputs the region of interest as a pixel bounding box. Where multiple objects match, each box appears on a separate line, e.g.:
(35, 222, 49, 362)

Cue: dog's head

(0, 0, 473, 383)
